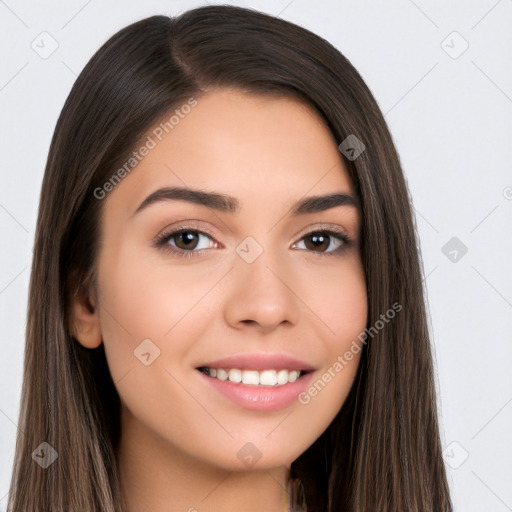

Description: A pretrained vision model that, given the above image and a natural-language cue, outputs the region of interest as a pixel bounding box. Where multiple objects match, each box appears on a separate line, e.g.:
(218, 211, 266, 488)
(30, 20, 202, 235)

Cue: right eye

(154, 228, 219, 258)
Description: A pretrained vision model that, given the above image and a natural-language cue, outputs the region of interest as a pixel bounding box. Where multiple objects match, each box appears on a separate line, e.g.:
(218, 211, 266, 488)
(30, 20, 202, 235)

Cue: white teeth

(259, 370, 277, 386)
(241, 370, 259, 385)
(216, 368, 228, 381)
(228, 368, 242, 383)
(202, 367, 304, 386)
(277, 369, 289, 385)
(288, 370, 299, 382)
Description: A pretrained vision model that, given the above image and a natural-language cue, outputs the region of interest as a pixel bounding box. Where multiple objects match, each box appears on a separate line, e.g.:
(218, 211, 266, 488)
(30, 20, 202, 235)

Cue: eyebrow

(132, 186, 360, 217)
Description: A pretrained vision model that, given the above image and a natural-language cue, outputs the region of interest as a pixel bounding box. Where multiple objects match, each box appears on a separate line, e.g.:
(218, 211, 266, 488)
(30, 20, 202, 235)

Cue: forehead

(102, 88, 355, 219)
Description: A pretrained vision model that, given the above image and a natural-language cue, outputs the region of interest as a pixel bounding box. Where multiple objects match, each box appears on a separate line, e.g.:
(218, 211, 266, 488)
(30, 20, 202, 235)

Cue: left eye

(292, 231, 346, 253)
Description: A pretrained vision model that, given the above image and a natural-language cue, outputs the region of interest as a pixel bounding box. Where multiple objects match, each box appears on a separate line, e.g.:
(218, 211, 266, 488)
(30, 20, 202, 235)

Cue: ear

(69, 277, 102, 349)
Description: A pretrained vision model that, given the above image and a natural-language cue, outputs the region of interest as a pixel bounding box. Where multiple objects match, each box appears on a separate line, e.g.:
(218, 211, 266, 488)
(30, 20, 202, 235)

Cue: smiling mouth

(196, 367, 312, 386)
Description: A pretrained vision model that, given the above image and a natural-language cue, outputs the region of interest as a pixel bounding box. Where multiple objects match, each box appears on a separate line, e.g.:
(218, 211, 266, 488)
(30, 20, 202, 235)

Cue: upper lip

(196, 353, 315, 372)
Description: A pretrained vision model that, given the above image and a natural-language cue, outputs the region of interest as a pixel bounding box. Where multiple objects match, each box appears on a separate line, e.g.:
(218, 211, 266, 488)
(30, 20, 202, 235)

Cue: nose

(223, 244, 301, 334)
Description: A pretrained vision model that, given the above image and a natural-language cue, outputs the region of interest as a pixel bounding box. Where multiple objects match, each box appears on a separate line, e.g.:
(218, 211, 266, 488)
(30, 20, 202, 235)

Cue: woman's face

(75, 88, 367, 472)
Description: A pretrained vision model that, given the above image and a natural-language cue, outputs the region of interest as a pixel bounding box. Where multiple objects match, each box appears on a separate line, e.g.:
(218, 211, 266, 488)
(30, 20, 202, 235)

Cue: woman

(7, 5, 452, 511)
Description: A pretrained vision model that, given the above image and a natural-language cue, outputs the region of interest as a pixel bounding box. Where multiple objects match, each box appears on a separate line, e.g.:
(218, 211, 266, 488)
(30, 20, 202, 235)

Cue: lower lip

(197, 370, 314, 412)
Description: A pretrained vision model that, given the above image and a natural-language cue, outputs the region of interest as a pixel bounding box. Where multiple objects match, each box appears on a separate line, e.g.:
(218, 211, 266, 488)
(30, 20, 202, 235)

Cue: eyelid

(296, 223, 349, 239)
(154, 219, 219, 241)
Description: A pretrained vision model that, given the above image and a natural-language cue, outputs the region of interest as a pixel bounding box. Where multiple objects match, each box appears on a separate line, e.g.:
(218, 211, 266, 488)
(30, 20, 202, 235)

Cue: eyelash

(153, 225, 353, 259)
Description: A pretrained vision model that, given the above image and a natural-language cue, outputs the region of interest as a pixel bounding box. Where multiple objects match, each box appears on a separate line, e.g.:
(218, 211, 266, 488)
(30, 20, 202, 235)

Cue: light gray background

(1, 1, 511, 510)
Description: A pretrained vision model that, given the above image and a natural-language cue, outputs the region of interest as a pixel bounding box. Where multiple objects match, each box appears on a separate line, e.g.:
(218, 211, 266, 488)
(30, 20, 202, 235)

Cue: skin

(71, 88, 367, 512)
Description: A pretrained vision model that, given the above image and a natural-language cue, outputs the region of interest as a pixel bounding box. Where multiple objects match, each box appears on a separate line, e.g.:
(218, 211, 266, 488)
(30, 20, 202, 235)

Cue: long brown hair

(7, 6, 452, 511)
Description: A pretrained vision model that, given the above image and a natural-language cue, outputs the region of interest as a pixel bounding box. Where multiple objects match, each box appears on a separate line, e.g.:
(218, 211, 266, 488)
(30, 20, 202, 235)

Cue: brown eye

(303, 232, 330, 252)
(173, 230, 201, 250)
(294, 230, 348, 254)
(154, 228, 217, 257)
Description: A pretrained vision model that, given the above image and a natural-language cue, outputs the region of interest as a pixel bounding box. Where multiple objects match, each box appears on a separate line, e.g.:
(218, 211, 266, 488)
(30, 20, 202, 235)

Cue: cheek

(94, 247, 217, 438)
(305, 254, 367, 342)
(326, 279, 367, 338)
(98, 244, 209, 333)
(95, 244, 225, 379)
(282, 257, 366, 441)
